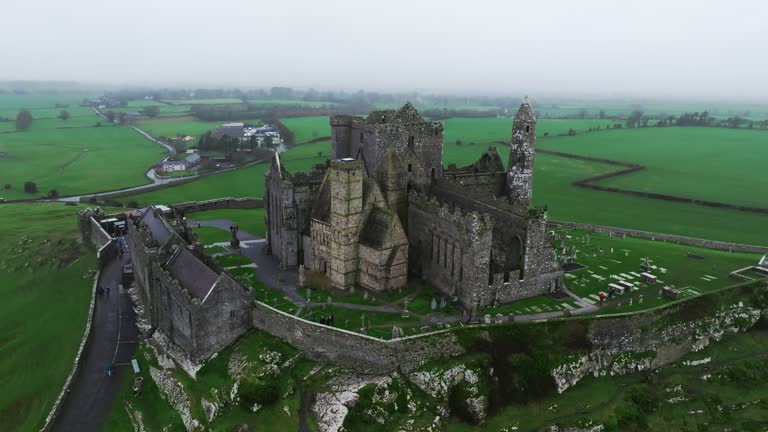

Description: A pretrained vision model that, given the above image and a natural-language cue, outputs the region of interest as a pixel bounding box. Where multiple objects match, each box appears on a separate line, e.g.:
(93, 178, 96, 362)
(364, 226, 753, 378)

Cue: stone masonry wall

(251, 301, 465, 373)
(172, 197, 264, 214)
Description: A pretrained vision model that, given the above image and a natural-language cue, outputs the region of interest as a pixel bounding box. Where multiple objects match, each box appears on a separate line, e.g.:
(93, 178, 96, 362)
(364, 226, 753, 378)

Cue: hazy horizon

(1, 0, 766, 101)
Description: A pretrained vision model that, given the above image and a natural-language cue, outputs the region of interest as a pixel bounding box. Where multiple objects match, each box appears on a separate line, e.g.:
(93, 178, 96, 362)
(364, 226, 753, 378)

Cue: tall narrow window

(408, 135, 415, 149)
(407, 163, 412, 172)
(525, 125, 530, 133)
(431, 168, 436, 180)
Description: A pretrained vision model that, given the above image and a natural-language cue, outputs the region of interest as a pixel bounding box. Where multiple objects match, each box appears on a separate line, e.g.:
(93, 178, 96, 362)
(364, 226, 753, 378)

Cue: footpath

(52, 253, 138, 432)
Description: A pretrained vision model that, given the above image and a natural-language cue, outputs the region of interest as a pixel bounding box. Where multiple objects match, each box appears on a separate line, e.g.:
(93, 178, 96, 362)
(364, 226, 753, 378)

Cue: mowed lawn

(0, 203, 101, 431)
(187, 208, 266, 237)
(537, 127, 768, 208)
(0, 124, 164, 199)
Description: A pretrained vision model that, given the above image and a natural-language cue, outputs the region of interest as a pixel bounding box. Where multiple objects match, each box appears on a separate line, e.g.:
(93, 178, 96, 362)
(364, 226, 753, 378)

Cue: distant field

(107, 104, 192, 118)
(125, 144, 326, 205)
(280, 116, 619, 147)
(374, 101, 500, 111)
(136, 116, 261, 139)
(0, 93, 97, 110)
(247, 99, 338, 107)
(535, 100, 768, 120)
(162, 98, 243, 105)
(537, 127, 768, 209)
(0, 203, 102, 431)
(0, 124, 163, 199)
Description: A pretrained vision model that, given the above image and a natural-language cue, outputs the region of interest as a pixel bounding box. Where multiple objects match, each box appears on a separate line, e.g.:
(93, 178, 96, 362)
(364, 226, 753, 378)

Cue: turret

(507, 97, 536, 211)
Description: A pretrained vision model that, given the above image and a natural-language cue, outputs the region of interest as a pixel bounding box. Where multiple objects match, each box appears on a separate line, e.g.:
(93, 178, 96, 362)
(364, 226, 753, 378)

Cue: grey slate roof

(166, 248, 219, 301)
(139, 207, 173, 245)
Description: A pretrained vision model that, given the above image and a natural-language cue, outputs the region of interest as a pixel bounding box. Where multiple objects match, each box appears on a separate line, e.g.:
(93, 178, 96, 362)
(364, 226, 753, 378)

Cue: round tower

(507, 97, 536, 211)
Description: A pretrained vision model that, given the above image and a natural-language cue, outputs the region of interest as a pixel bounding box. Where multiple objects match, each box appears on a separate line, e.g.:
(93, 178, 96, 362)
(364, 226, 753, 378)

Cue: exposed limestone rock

(312, 374, 392, 432)
(149, 366, 200, 430)
(551, 305, 763, 393)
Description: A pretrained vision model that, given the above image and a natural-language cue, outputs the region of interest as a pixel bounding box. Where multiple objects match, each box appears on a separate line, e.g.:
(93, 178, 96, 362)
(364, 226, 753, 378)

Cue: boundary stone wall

(40, 240, 114, 432)
(549, 220, 768, 254)
(173, 197, 264, 214)
(251, 301, 465, 373)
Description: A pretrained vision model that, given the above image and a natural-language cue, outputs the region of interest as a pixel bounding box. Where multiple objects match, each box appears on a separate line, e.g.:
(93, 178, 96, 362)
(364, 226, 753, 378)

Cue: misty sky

(1, 0, 766, 99)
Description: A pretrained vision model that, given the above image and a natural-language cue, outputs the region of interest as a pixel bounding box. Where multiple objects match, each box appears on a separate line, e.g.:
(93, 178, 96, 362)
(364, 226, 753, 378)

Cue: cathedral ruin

(264, 100, 563, 309)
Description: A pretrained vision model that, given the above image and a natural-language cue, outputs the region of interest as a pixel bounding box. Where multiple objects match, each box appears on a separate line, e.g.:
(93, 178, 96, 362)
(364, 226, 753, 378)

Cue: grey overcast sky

(1, 0, 766, 99)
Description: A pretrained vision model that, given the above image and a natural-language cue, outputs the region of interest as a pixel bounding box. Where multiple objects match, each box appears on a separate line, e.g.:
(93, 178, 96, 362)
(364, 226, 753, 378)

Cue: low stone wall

(251, 301, 465, 373)
(549, 220, 768, 253)
(40, 240, 114, 431)
(174, 197, 264, 214)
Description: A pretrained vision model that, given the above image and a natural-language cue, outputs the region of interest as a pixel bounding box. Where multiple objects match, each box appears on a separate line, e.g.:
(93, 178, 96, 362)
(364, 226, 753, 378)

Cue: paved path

(52, 253, 138, 432)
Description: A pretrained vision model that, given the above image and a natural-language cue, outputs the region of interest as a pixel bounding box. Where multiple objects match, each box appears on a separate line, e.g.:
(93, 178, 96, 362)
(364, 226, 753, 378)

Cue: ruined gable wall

(152, 261, 198, 356)
(194, 273, 252, 360)
(265, 168, 299, 269)
(310, 220, 332, 274)
(407, 191, 494, 308)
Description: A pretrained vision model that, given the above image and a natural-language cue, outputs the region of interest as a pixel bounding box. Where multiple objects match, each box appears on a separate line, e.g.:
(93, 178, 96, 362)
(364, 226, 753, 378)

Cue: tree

(3, 184, 10, 190)
(58, 110, 70, 121)
(455, 139, 463, 146)
(142, 106, 160, 118)
(626, 110, 644, 129)
(105, 110, 115, 122)
(263, 136, 274, 148)
(23, 181, 38, 194)
(15, 109, 33, 131)
(48, 189, 59, 198)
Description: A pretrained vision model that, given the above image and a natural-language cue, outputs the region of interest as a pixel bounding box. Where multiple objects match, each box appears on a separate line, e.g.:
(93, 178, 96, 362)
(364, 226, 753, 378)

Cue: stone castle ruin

(265, 100, 563, 309)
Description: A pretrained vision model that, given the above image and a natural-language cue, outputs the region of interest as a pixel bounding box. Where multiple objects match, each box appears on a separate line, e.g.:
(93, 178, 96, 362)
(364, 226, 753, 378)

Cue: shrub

(23, 181, 38, 194)
(48, 189, 59, 198)
(3, 184, 10, 190)
(238, 377, 279, 408)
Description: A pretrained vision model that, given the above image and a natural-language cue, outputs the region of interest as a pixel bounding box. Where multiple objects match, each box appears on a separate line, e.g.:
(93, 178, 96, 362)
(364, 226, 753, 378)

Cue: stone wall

(549, 220, 768, 253)
(251, 301, 465, 373)
(174, 197, 263, 214)
(408, 191, 495, 309)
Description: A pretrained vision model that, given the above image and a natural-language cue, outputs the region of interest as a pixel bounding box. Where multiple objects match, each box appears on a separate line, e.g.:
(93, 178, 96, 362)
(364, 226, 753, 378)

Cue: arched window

(408, 135, 415, 151)
(407, 163, 412, 172)
(525, 125, 530, 133)
(430, 167, 436, 180)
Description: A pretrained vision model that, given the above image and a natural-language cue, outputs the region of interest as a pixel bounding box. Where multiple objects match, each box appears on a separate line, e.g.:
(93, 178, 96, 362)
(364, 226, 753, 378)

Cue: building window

(408, 135, 414, 151)
(503, 272, 510, 283)
(360, 132, 364, 143)
(431, 168, 436, 180)
(407, 163, 412, 172)
(230, 310, 236, 319)
(526, 125, 530, 133)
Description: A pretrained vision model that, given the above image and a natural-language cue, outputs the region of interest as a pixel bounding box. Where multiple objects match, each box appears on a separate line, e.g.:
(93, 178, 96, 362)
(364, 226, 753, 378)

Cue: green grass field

(125, 144, 326, 205)
(162, 98, 244, 105)
(0, 203, 103, 431)
(537, 127, 768, 208)
(247, 99, 338, 108)
(0, 124, 164, 199)
(135, 116, 261, 139)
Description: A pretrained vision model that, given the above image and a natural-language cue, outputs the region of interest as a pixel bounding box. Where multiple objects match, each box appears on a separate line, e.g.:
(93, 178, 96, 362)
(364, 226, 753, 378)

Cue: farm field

(0, 203, 104, 431)
(280, 115, 620, 146)
(162, 98, 244, 105)
(537, 127, 768, 209)
(124, 143, 327, 205)
(136, 116, 261, 139)
(535, 100, 768, 121)
(0, 124, 164, 200)
(247, 98, 338, 107)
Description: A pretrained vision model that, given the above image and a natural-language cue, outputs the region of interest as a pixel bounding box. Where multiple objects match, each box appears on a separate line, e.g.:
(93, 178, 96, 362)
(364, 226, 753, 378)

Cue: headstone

(431, 298, 437, 311)
(495, 313, 504, 323)
(363, 291, 369, 301)
(297, 265, 306, 288)
(484, 314, 492, 324)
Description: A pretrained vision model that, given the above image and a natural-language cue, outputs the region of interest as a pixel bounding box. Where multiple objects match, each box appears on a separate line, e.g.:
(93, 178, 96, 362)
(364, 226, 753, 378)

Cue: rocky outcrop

(551, 305, 763, 393)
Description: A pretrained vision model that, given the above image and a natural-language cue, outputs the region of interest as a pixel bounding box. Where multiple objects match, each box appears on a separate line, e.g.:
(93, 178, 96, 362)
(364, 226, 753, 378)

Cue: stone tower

(507, 98, 536, 211)
(329, 158, 363, 290)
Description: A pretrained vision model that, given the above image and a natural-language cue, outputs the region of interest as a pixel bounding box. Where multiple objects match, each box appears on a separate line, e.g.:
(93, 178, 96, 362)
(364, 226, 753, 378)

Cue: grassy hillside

(0, 203, 102, 431)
